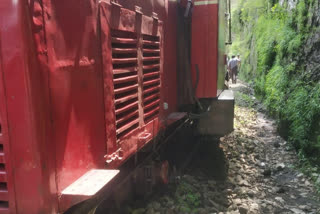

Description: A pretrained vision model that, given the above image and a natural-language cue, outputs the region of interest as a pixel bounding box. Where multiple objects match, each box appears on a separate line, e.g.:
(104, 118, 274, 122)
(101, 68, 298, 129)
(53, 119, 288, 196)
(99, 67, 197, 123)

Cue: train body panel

(191, 0, 219, 98)
(191, 0, 228, 98)
(42, 0, 107, 196)
(0, 0, 232, 213)
(0, 1, 58, 213)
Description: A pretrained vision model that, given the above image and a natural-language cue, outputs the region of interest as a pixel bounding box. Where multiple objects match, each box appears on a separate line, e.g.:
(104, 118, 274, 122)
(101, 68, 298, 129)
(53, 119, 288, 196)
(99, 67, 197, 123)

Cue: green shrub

(264, 65, 288, 115)
(229, 0, 320, 166)
(277, 26, 299, 58)
(296, 0, 308, 33)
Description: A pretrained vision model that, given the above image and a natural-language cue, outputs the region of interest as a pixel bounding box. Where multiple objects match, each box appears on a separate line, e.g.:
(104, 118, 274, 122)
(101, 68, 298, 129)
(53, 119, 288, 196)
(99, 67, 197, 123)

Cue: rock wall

(280, 0, 298, 10)
(303, 2, 320, 82)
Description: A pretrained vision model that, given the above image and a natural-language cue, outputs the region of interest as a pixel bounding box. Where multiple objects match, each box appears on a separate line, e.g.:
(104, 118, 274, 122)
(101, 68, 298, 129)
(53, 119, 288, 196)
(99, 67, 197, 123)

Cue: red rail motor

(0, 0, 233, 213)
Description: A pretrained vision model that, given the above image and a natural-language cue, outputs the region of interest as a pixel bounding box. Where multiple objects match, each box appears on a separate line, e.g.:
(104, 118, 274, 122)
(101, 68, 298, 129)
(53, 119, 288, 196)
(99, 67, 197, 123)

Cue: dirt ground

(128, 81, 320, 214)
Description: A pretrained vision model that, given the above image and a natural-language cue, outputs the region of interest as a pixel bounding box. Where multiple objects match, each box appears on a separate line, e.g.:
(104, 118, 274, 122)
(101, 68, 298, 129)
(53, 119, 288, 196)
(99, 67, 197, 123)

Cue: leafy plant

(175, 180, 201, 211)
(229, 0, 320, 168)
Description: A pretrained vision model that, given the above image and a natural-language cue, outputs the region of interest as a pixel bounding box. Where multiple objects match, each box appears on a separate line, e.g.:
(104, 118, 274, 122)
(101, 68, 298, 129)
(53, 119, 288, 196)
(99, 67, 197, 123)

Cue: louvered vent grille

(142, 35, 161, 123)
(111, 30, 139, 141)
(0, 122, 9, 211)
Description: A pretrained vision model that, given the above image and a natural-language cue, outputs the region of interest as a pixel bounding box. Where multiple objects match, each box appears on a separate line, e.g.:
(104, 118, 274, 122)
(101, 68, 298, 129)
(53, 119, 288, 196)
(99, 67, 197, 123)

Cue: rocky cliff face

(304, 2, 320, 82)
(280, 0, 298, 9)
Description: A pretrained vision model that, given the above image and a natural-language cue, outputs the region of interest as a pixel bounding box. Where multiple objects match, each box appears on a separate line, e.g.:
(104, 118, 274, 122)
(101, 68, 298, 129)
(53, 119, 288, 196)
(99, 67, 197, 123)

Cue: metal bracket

(138, 132, 151, 141)
(104, 148, 123, 164)
(111, 0, 122, 7)
(135, 6, 143, 15)
(184, 0, 193, 18)
(152, 12, 159, 20)
(60, 169, 119, 212)
(138, 132, 152, 146)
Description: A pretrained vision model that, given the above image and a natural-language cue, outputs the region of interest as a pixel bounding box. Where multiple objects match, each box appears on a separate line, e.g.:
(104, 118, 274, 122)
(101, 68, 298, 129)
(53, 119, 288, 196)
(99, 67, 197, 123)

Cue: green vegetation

(230, 0, 320, 169)
(175, 180, 201, 212)
(235, 91, 255, 109)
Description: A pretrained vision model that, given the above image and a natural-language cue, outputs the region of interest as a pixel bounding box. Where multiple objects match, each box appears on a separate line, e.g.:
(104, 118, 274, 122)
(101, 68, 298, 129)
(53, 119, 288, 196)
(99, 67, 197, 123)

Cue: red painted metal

(42, 1, 107, 206)
(60, 169, 119, 211)
(99, 0, 163, 168)
(0, 0, 227, 213)
(217, 0, 228, 92)
(191, 0, 219, 98)
(0, 0, 59, 213)
(0, 31, 15, 214)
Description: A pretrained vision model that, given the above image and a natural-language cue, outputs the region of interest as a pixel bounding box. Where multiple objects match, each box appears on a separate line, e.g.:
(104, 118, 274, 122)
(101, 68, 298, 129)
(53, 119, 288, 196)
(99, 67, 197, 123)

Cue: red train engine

(0, 0, 233, 213)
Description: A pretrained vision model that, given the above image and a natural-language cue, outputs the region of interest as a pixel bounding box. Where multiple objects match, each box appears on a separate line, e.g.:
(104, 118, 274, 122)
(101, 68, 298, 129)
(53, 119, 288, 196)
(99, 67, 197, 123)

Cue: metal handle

(138, 132, 152, 140)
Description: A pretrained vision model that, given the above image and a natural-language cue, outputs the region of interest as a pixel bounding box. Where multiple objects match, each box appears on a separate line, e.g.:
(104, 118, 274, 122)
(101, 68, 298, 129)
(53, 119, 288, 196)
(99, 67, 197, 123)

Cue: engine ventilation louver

(0, 122, 9, 212)
(111, 30, 139, 141)
(142, 35, 161, 123)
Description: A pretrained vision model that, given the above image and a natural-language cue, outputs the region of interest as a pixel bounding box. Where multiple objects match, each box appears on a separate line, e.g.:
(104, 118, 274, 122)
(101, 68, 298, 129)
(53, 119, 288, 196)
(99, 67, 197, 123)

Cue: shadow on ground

(107, 136, 231, 214)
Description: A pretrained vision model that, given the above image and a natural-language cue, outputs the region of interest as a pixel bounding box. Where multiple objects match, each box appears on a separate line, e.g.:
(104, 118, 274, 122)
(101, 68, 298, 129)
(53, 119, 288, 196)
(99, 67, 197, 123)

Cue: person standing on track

(237, 54, 241, 71)
(228, 55, 238, 84)
(225, 55, 230, 82)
